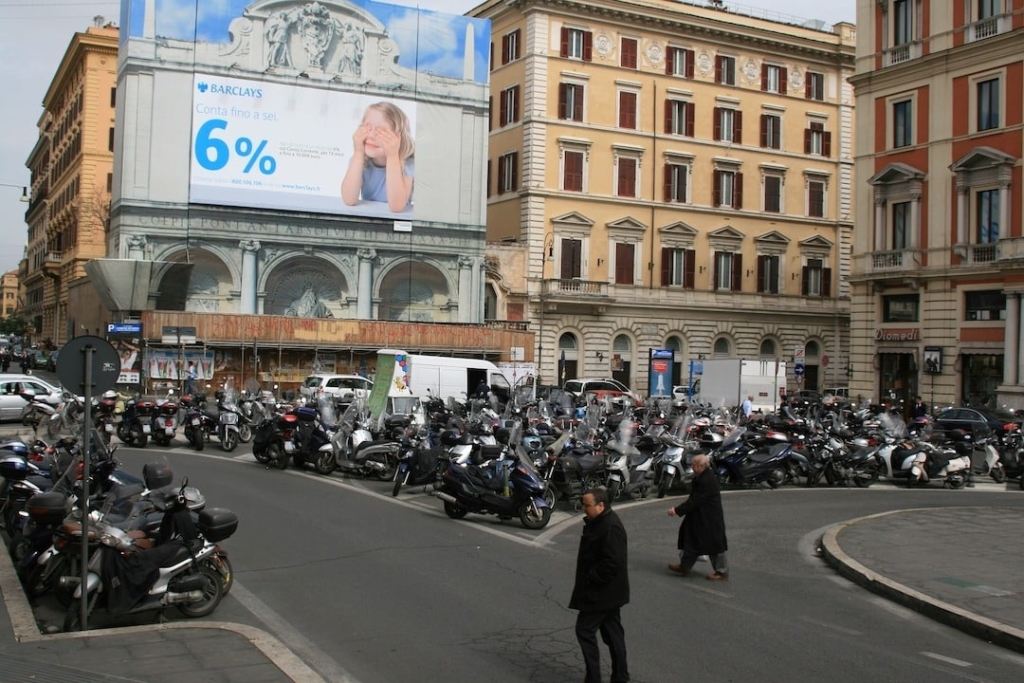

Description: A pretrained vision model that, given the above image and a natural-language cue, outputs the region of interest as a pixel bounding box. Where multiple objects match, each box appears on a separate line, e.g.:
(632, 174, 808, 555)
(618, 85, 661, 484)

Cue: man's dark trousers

(575, 608, 628, 683)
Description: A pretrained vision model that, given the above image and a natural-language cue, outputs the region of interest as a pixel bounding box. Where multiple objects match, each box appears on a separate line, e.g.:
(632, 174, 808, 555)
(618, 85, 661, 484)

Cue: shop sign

(875, 328, 919, 342)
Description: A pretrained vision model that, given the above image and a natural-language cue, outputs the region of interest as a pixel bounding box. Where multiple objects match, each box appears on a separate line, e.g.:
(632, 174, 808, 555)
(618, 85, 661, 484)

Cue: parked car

(562, 378, 640, 404)
(933, 407, 1010, 439)
(300, 374, 373, 404)
(32, 349, 56, 371)
(0, 374, 63, 421)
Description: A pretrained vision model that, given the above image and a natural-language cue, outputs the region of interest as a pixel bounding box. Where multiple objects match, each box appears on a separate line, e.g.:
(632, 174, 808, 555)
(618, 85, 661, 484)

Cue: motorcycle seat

(750, 443, 789, 463)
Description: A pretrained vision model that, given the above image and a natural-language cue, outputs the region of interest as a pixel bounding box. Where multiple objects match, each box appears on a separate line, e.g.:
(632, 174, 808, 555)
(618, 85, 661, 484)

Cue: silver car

(0, 374, 63, 421)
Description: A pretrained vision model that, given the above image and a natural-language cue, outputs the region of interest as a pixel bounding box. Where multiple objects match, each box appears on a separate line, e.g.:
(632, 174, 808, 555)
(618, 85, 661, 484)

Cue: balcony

(542, 278, 609, 298)
(969, 243, 997, 263)
(884, 41, 921, 66)
(996, 237, 1024, 264)
(42, 251, 63, 274)
(869, 249, 921, 272)
(967, 14, 1010, 42)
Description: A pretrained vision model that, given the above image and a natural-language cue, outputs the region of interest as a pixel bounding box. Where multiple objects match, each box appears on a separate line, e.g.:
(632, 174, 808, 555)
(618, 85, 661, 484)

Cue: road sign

(794, 363, 805, 377)
(56, 336, 120, 395)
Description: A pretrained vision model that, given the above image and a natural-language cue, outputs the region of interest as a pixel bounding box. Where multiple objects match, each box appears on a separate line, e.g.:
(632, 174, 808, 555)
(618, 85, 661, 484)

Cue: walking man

(570, 488, 630, 683)
(667, 454, 729, 580)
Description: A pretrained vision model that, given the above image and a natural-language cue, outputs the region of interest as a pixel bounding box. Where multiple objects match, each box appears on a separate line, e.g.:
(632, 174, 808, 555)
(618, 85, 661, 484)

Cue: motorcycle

(61, 481, 238, 632)
(332, 401, 402, 480)
(288, 398, 337, 474)
(151, 391, 179, 447)
(252, 410, 297, 470)
(117, 395, 153, 448)
(712, 426, 798, 488)
(181, 395, 217, 452)
(216, 391, 243, 453)
(435, 424, 552, 529)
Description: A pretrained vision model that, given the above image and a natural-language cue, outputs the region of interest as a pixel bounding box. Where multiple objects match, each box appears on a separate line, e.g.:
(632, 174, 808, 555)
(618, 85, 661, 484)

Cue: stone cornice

(45, 28, 118, 109)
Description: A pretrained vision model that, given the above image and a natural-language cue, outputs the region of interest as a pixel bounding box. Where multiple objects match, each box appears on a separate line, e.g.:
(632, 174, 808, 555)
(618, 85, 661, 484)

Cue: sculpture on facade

(338, 21, 365, 76)
(285, 284, 334, 318)
(265, 9, 296, 67)
(299, 2, 335, 69)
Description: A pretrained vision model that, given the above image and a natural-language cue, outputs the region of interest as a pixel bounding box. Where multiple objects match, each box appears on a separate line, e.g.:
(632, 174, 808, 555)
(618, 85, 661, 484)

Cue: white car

(300, 374, 373, 403)
(0, 374, 63, 421)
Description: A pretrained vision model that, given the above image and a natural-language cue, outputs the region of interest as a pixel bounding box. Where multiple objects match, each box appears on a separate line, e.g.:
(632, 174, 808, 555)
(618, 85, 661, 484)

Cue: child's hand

(352, 123, 371, 147)
(370, 127, 402, 159)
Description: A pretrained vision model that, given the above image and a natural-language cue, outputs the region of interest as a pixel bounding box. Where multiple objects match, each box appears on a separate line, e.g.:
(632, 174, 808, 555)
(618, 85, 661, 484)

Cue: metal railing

(970, 243, 997, 263)
(542, 278, 608, 298)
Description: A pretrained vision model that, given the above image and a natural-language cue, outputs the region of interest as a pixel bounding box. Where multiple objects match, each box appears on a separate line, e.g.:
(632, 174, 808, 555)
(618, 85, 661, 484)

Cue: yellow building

(1, 269, 18, 317)
(23, 24, 117, 345)
(474, 0, 856, 395)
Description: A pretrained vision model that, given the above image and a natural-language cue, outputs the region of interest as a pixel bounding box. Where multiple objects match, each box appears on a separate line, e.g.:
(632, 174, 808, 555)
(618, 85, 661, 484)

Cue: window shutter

(809, 182, 823, 217)
(664, 99, 673, 134)
(560, 28, 569, 57)
(779, 67, 788, 94)
(621, 38, 637, 69)
(499, 93, 508, 126)
(573, 86, 583, 121)
(684, 249, 695, 288)
(761, 63, 768, 91)
(558, 84, 567, 119)
(713, 170, 721, 206)
(760, 114, 768, 148)
(684, 49, 695, 78)
(714, 55, 722, 83)
(512, 30, 520, 59)
(513, 86, 520, 122)
(501, 34, 509, 65)
(665, 48, 674, 75)
(713, 107, 721, 140)
(801, 266, 809, 296)
(732, 253, 743, 292)
(822, 268, 832, 297)
(564, 151, 582, 191)
(511, 152, 518, 190)
(804, 127, 812, 154)
(488, 96, 492, 131)
(486, 160, 491, 197)
(733, 110, 742, 144)
(757, 254, 766, 292)
(805, 76, 812, 99)
(663, 164, 672, 201)
(713, 251, 720, 288)
(823, 131, 832, 157)
(661, 247, 672, 286)
(618, 158, 636, 197)
(619, 92, 636, 128)
(583, 31, 593, 61)
(734, 172, 743, 209)
(616, 243, 634, 284)
(490, 42, 494, 71)
(497, 157, 505, 193)
(685, 102, 694, 136)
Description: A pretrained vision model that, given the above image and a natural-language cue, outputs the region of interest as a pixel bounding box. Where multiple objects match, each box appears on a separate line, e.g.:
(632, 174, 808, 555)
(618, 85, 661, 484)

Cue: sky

(0, 0, 856, 278)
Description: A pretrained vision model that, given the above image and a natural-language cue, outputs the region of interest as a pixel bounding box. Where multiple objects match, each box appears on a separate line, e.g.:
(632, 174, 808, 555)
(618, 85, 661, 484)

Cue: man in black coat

(667, 454, 729, 580)
(570, 488, 630, 683)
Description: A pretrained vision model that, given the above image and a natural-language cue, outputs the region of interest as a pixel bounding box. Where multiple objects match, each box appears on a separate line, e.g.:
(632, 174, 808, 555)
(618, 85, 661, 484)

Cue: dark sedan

(933, 407, 1013, 439)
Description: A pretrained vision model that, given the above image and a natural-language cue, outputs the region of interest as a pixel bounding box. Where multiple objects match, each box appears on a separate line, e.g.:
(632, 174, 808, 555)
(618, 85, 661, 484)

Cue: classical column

(956, 183, 969, 246)
(357, 248, 376, 320)
(1005, 292, 1020, 386)
(874, 197, 886, 251)
(909, 191, 921, 250)
(457, 256, 473, 323)
(470, 257, 483, 323)
(239, 240, 260, 314)
(1018, 294, 1024, 387)
(999, 182, 1011, 241)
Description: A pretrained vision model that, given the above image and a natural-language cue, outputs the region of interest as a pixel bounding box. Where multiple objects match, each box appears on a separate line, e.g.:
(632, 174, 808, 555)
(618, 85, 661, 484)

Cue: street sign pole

(80, 344, 93, 631)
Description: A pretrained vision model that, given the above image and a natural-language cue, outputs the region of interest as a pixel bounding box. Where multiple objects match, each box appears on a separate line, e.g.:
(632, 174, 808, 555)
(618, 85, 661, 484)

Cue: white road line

(682, 583, 734, 599)
(921, 652, 973, 668)
(799, 616, 862, 636)
(229, 579, 351, 682)
(868, 595, 919, 620)
(233, 452, 256, 461)
(824, 575, 854, 589)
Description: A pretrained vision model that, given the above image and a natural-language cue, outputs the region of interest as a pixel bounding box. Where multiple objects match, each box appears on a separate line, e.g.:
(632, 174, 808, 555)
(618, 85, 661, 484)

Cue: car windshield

(303, 377, 321, 388)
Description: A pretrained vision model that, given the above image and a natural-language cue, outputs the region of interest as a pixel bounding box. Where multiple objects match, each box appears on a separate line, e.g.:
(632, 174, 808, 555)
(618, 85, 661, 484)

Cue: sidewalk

(821, 506, 1024, 653)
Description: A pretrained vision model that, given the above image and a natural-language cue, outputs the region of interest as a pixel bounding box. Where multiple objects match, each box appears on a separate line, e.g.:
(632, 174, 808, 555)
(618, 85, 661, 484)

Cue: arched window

(483, 285, 498, 320)
(760, 338, 776, 357)
(713, 337, 731, 357)
(611, 334, 633, 389)
(666, 335, 685, 386)
(558, 332, 579, 383)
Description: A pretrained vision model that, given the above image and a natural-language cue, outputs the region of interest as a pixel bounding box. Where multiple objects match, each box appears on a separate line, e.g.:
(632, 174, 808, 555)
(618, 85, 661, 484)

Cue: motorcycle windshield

(720, 427, 746, 449)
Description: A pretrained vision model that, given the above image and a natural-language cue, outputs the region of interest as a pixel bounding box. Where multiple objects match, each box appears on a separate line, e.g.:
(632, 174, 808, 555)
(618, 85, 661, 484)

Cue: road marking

(868, 595, 919, 620)
(683, 583, 734, 599)
(921, 652, 973, 668)
(799, 616, 862, 636)
(824, 575, 854, 589)
(230, 579, 352, 682)
(233, 452, 256, 461)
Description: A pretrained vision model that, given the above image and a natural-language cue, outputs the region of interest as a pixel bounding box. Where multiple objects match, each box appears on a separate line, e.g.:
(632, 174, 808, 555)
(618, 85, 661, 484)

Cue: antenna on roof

(93, 15, 105, 27)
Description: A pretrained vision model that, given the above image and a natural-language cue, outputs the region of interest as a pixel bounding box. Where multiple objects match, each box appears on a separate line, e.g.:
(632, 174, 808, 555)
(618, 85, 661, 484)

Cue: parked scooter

(332, 401, 402, 480)
(181, 395, 217, 452)
(252, 411, 297, 470)
(151, 391, 179, 447)
(117, 395, 152, 448)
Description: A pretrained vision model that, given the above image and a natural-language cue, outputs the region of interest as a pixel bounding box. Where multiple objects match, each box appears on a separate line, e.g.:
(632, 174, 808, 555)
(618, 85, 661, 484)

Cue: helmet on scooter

(102, 390, 117, 400)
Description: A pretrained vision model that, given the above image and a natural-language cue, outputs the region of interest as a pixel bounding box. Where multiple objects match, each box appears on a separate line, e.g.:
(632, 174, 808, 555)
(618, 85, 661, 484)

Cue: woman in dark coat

(667, 454, 729, 580)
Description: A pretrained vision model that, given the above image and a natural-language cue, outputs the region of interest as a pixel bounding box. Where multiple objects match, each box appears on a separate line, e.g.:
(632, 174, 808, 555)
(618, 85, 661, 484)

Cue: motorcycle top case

(198, 507, 239, 542)
(0, 455, 30, 481)
(143, 462, 173, 490)
(27, 491, 69, 524)
(295, 406, 319, 423)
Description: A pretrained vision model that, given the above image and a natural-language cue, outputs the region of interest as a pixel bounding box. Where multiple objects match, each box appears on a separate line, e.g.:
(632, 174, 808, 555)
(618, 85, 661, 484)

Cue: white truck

(694, 358, 786, 414)
(368, 349, 514, 412)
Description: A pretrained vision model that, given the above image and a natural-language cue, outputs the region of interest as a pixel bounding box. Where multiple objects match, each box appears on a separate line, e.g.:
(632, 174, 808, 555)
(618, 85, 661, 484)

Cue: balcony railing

(884, 41, 921, 66)
(44, 251, 62, 264)
(870, 249, 920, 272)
(969, 243, 997, 263)
(968, 14, 1010, 42)
(542, 278, 608, 298)
(997, 236, 1024, 262)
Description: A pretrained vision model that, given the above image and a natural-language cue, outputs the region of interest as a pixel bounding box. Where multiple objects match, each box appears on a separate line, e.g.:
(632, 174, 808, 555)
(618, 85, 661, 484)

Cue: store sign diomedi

(875, 328, 920, 342)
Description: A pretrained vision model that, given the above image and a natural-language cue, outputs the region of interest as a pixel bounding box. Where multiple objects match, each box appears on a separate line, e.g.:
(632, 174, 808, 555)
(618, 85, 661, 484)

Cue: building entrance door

(961, 354, 1002, 409)
(878, 353, 917, 414)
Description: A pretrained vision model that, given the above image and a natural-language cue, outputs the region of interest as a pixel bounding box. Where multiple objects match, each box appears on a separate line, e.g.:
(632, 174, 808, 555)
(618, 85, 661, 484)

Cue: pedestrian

(740, 394, 753, 421)
(184, 361, 198, 396)
(667, 453, 729, 580)
(0, 348, 9, 373)
(569, 488, 630, 683)
(911, 395, 927, 419)
(19, 351, 31, 375)
(473, 377, 489, 399)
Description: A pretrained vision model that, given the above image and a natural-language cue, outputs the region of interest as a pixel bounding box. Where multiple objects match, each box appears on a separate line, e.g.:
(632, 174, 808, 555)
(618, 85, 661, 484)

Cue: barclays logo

(197, 81, 263, 98)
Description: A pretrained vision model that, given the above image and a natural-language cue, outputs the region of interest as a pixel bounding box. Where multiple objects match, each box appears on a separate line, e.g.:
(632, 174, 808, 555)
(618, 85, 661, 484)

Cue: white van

(374, 349, 513, 404)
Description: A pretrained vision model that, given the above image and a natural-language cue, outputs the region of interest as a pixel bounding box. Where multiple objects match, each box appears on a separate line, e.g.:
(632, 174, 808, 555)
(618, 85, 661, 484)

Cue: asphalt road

(96, 442, 1024, 683)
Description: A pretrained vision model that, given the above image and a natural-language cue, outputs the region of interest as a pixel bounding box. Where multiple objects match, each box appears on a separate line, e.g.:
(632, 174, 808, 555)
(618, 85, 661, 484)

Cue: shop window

(964, 290, 1005, 320)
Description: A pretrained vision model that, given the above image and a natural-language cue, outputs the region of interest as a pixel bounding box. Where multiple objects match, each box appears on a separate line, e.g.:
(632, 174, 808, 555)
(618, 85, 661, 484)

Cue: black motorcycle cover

(100, 541, 190, 613)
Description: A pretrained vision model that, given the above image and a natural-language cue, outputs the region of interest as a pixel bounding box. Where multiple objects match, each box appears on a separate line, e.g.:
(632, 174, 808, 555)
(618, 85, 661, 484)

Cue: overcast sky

(0, 0, 855, 278)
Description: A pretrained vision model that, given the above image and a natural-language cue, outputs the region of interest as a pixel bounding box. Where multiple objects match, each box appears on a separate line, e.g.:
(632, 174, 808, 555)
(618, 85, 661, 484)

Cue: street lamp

(0, 182, 29, 202)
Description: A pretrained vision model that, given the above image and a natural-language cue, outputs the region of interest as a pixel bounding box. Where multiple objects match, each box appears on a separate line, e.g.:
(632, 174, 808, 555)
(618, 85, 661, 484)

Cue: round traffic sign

(56, 336, 121, 395)
(794, 363, 805, 376)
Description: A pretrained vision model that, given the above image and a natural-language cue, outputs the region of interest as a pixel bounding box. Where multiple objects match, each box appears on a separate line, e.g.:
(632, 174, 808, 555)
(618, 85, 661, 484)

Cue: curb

(820, 507, 1024, 655)
(0, 534, 325, 682)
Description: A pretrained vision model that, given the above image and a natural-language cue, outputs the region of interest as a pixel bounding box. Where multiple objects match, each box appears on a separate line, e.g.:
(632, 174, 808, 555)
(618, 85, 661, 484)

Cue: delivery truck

(694, 358, 786, 414)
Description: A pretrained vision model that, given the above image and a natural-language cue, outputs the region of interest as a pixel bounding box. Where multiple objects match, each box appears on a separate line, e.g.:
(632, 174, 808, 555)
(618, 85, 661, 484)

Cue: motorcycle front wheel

(392, 468, 408, 497)
(990, 465, 1006, 483)
(443, 500, 468, 519)
(314, 450, 336, 475)
(177, 564, 224, 618)
(766, 467, 786, 489)
(238, 424, 253, 444)
(268, 442, 288, 470)
(519, 501, 551, 530)
(191, 428, 206, 452)
(132, 426, 148, 449)
(657, 473, 671, 499)
(221, 431, 238, 453)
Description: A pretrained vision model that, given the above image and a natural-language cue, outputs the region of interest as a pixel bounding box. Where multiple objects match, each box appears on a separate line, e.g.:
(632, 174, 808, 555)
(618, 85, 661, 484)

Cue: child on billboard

(341, 101, 415, 213)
